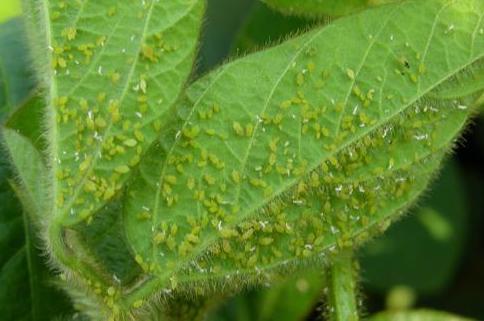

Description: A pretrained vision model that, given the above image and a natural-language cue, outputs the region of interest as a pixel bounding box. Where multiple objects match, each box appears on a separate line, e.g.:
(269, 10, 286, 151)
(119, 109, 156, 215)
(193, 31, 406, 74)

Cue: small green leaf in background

(233, 1, 316, 54)
(0, 13, 73, 321)
(260, 0, 395, 18)
(5, 94, 45, 152)
(197, 0, 255, 74)
(210, 270, 324, 321)
(361, 162, 468, 295)
(368, 309, 475, 321)
(74, 198, 142, 286)
(0, 18, 35, 118)
(0, 0, 21, 23)
(3, 128, 47, 219)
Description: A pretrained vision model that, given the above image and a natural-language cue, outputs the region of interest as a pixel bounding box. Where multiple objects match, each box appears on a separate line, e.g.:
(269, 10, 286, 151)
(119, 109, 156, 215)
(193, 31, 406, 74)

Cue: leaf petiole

(326, 249, 359, 321)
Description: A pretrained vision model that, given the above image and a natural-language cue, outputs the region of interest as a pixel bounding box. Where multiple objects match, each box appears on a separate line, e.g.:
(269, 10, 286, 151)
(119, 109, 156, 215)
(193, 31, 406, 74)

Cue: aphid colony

(33, 0, 482, 315)
(125, 35, 470, 284)
(48, 0, 200, 222)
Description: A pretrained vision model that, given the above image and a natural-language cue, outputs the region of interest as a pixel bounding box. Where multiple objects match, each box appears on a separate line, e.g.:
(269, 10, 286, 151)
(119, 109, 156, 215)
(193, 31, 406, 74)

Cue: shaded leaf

(123, 0, 484, 306)
(233, 1, 316, 54)
(361, 161, 468, 295)
(211, 270, 324, 321)
(6, 93, 46, 152)
(260, 0, 395, 18)
(368, 309, 475, 321)
(0, 18, 35, 119)
(0, 14, 72, 321)
(73, 198, 142, 286)
(0, 130, 72, 321)
(197, 0, 255, 74)
(3, 128, 47, 218)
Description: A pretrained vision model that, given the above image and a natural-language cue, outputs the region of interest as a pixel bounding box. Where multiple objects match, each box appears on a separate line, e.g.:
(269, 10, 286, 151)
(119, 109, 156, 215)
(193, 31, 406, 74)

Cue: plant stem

(326, 249, 359, 321)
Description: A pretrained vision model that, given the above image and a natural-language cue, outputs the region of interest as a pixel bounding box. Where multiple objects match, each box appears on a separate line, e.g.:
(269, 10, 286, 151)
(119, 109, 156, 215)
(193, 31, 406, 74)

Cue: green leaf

(429, 62, 484, 103)
(0, 18, 35, 119)
(233, 1, 315, 54)
(211, 270, 325, 321)
(260, 0, 395, 18)
(23, 0, 205, 226)
(368, 309, 475, 321)
(0, 0, 21, 23)
(361, 161, 468, 295)
(2, 128, 47, 218)
(123, 0, 484, 305)
(197, 0, 254, 74)
(0, 131, 72, 321)
(0, 16, 72, 320)
(254, 271, 324, 321)
(73, 198, 142, 285)
(0, 156, 25, 320)
(5, 93, 46, 153)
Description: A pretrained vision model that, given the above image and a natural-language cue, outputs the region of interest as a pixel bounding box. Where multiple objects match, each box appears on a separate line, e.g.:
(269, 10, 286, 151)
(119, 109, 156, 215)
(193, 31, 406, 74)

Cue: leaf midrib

(123, 0, 482, 302)
(149, 2, 419, 265)
(126, 148, 443, 298)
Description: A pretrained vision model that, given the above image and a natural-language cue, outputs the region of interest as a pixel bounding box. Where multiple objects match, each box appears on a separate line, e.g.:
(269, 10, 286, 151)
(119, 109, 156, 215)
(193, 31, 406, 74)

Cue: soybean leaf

(430, 62, 484, 101)
(73, 198, 142, 286)
(0, 15, 72, 320)
(0, 203, 73, 321)
(0, 0, 21, 23)
(3, 128, 47, 219)
(211, 270, 324, 321)
(0, 105, 70, 321)
(5, 93, 45, 152)
(124, 0, 484, 304)
(233, 1, 315, 54)
(361, 161, 468, 295)
(254, 272, 324, 321)
(0, 149, 27, 320)
(197, 0, 254, 74)
(0, 18, 35, 119)
(368, 309, 475, 321)
(260, 0, 395, 18)
(22, 0, 205, 226)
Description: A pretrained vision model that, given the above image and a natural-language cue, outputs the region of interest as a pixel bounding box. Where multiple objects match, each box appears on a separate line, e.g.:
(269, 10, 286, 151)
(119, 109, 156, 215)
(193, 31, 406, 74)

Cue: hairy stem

(326, 250, 359, 321)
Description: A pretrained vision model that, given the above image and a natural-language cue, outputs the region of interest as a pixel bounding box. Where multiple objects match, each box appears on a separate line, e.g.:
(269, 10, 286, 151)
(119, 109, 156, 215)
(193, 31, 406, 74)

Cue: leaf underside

(121, 0, 484, 303)
(40, 0, 205, 225)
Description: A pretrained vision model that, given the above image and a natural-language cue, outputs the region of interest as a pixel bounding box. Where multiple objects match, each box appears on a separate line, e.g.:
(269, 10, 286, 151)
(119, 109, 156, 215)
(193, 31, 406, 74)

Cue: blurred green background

(1, 0, 483, 320)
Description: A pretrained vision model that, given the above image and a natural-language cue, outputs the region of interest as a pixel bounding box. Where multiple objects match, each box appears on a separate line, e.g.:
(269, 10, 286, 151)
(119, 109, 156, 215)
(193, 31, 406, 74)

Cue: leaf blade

(31, 0, 205, 225)
(123, 0, 484, 300)
(2, 128, 47, 218)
